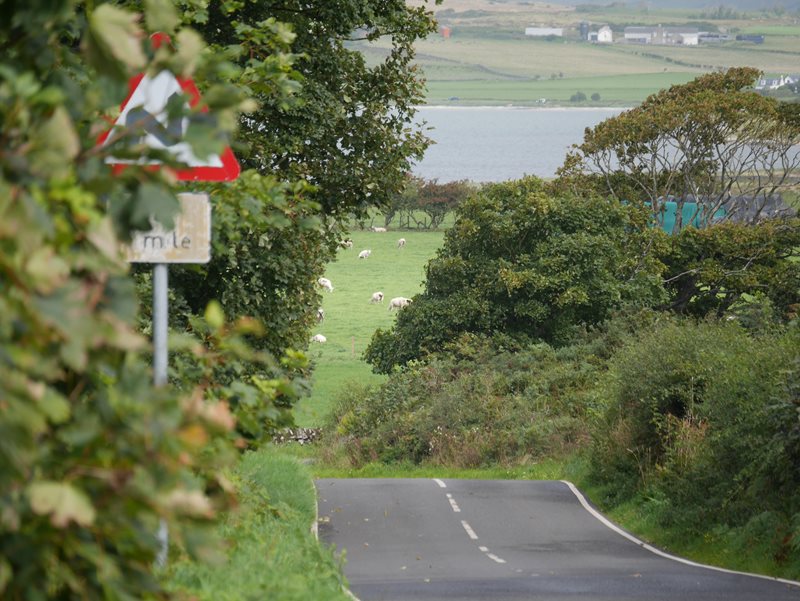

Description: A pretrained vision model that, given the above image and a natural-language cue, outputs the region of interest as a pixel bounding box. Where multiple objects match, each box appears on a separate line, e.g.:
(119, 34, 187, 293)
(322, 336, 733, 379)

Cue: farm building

(755, 74, 798, 90)
(525, 27, 564, 37)
(624, 26, 699, 45)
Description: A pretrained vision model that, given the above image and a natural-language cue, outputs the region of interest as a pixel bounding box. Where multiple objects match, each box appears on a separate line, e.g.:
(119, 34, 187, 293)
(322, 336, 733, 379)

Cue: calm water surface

(411, 106, 626, 182)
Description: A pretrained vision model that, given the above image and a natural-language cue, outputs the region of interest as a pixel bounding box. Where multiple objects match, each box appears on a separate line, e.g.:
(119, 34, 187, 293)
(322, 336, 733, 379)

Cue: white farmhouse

(597, 25, 613, 43)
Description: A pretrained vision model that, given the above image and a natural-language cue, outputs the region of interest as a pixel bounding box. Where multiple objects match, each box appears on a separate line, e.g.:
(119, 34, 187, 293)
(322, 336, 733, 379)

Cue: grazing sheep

(372, 226, 387, 233)
(340, 239, 353, 249)
(370, 291, 384, 303)
(388, 296, 412, 311)
(358, 249, 372, 259)
(397, 237, 406, 248)
(316, 307, 325, 322)
(311, 334, 327, 343)
(318, 277, 334, 292)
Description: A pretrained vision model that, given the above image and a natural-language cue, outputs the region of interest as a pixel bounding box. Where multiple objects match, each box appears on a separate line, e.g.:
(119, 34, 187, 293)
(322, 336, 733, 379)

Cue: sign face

(125, 193, 211, 263)
(98, 70, 240, 182)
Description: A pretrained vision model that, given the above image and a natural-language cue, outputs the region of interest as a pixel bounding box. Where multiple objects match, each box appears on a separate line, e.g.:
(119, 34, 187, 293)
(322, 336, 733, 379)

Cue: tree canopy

(198, 0, 440, 219)
(558, 67, 800, 232)
(0, 1, 274, 597)
(364, 177, 665, 373)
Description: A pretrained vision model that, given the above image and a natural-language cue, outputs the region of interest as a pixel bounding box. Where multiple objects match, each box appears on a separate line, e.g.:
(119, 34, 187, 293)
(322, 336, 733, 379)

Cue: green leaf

(25, 247, 70, 294)
(0, 558, 11, 595)
(144, 0, 179, 34)
(132, 183, 179, 231)
(205, 300, 225, 330)
(28, 107, 80, 180)
(28, 482, 96, 528)
(184, 116, 225, 163)
(87, 5, 146, 74)
(37, 388, 71, 424)
(171, 29, 205, 77)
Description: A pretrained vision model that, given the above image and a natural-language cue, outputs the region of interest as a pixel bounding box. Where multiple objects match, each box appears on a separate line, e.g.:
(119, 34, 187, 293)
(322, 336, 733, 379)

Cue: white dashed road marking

(461, 520, 479, 540)
(446, 493, 461, 513)
(436, 483, 508, 566)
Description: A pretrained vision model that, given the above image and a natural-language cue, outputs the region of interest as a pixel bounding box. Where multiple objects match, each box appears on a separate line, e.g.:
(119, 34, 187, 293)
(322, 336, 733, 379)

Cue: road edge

(314, 483, 361, 601)
(561, 480, 800, 588)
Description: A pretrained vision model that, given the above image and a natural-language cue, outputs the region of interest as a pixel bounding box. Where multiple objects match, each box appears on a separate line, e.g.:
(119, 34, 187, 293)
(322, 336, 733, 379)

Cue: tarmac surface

(317, 478, 800, 601)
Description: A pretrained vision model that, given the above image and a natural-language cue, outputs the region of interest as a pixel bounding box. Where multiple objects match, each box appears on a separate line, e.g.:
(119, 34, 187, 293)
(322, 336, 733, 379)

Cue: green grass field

(294, 228, 446, 426)
(423, 72, 698, 105)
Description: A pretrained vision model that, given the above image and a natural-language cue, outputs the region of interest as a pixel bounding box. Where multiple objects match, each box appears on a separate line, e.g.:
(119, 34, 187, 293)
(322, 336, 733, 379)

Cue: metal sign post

(125, 192, 213, 566)
(152, 262, 169, 566)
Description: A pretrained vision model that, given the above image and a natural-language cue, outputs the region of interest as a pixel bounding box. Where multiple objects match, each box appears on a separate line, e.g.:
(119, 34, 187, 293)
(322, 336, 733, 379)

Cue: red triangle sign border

(98, 72, 241, 182)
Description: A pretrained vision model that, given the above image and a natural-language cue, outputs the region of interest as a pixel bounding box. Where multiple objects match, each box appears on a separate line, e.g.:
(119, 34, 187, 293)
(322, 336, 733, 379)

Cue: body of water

(411, 106, 626, 183)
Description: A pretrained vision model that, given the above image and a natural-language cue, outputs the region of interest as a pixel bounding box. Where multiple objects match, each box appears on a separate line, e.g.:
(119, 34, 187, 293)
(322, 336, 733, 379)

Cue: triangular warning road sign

(97, 70, 240, 182)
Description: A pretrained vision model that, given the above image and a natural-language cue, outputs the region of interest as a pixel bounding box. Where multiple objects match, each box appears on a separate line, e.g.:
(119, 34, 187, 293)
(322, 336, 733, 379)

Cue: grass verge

(164, 449, 350, 601)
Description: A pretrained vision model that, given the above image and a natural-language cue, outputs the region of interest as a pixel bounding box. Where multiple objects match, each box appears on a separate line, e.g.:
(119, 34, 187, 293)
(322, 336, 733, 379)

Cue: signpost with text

(98, 34, 240, 566)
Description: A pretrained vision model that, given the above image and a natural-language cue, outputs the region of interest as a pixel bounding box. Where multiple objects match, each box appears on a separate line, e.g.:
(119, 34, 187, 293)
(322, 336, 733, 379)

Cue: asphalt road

(316, 478, 800, 601)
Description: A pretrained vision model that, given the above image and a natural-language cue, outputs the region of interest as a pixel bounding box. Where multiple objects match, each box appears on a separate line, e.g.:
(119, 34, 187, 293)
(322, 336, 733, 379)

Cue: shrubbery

(364, 177, 665, 373)
(330, 330, 618, 467)
(589, 316, 800, 574)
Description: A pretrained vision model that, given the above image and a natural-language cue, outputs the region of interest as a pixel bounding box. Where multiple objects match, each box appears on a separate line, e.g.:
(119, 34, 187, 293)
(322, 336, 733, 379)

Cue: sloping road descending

(316, 479, 800, 601)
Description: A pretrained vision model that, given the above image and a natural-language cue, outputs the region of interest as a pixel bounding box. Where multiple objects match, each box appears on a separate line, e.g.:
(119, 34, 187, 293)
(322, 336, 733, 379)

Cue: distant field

(424, 72, 698, 105)
(740, 25, 800, 36)
(294, 228, 446, 426)
(380, 1, 800, 106)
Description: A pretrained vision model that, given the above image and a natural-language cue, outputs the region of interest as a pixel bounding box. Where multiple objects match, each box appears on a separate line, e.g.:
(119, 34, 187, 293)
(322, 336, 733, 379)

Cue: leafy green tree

(197, 0, 440, 219)
(559, 68, 800, 232)
(162, 0, 441, 368)
(385, 176, 472, 230)
(364, 177, 666, 373)
(660, 218, 800, 318)
(417, 179, 472, 229)
(0, 1, 302, 597)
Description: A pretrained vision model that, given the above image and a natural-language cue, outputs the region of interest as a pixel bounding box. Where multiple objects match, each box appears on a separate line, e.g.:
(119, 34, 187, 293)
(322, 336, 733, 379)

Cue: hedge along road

(316, 479, 800, 601)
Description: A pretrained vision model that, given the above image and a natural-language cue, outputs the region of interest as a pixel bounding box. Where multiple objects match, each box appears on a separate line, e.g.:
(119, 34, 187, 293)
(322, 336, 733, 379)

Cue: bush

(590, 318, 752, 498)
(364, 177, 665, 373)
(590, 316, 800, 573)
(332, 333, 608, 467)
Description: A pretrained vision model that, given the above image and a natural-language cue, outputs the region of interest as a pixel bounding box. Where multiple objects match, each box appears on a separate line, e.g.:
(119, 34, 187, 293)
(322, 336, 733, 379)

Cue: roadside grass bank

(164, 450, 350, 601)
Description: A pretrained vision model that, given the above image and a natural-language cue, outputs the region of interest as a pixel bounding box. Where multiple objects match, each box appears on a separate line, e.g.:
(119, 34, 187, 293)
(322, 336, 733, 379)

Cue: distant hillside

(471, 0, 800, 11)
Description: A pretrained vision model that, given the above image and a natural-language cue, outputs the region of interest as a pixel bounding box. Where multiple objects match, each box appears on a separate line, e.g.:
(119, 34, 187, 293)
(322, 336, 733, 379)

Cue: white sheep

(397, 238, 406, 248)
(318, 277, 334, 292)
(388, 296, 412, 311)
(358, 249, 372, 259)
(372, 226, 387, 233)
(316, 307, 325, 322)
(370, 291, 384, 303)
(340, 239, 353, 249)
(311, 334, 327, 343)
